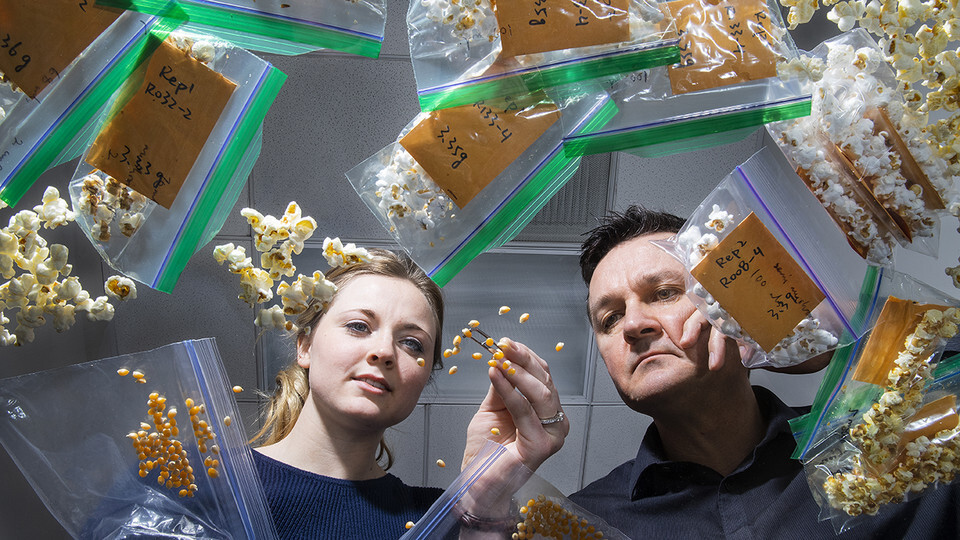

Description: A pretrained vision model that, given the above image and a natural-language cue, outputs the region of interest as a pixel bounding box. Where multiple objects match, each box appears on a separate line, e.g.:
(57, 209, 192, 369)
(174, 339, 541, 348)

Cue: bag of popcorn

(798, 286, 960, 533)
(0, 338, 277, 539)
(561, 0, 810, 157)
(768, 29, 956, 263)
(407, 0, 679, 112)
(655, 146, 877, 368)
(0, 2, 184, 208)
(346, 84, 611, 286)
(98, 0, 388, 58)
(68, 29, 286, 294)
(403, 440, 631, 540)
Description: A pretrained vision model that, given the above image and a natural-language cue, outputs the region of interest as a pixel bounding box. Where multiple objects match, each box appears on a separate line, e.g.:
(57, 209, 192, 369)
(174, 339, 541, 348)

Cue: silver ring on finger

(539, 411, 564, 425)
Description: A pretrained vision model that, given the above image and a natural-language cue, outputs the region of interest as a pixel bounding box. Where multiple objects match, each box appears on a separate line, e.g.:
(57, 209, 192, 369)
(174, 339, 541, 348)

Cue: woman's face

(298, 274, 437, 434)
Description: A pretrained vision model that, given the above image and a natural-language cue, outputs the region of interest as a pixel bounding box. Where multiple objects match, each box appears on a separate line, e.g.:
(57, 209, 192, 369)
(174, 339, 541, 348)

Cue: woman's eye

(345, 321, 370, 333)
(401, 337, 424, 354)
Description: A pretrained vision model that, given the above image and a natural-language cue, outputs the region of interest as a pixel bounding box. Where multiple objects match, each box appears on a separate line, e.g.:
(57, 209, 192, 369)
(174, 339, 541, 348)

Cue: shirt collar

(629, 386, 801, 500)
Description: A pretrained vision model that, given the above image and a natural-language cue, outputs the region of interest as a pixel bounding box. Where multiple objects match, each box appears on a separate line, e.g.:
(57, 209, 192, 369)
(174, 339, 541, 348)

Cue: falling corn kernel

(448, 366, 458, 375)
(452, 346, 460, 355)
(487, 359, 498, 367)
(443, 349, 453, 358)
(453, 335, 462, 346)
(555, 342, 564, 352)
(493, 350, 504, 360)
(468, 320, 480, 327)
(472, 352, 483, 360)
(405, 521, 414, 530)
(436, 459, 446, 468)
(417, 357, 426, 367)
(498, 306, 511, 315)
(223, 416, 232, 426)
(491, 427, 500, 436)
(232, 386, 243, 393)
(519, 313, 530, 323)
(117, 368, 130, 376)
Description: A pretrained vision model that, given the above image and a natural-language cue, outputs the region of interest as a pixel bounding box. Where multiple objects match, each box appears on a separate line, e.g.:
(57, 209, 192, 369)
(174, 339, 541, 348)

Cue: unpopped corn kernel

(555, 342, 564, 352)
(519, 313, 530, 323)
(436, 459, 446, 468)
(498, 306, 511, 315)
(448, 366, 458, 374)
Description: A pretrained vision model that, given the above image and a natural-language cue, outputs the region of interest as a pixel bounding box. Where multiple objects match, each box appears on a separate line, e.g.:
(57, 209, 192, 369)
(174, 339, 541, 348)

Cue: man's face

(587, 233, 713, 413)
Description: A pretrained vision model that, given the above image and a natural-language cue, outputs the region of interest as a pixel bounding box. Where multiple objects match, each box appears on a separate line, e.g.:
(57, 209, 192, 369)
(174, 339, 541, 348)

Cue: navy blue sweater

(254, 450, 443, 539)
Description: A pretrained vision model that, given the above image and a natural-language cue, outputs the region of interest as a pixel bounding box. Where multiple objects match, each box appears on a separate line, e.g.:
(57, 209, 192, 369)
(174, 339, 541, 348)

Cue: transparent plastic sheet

(561, 0, 811, 157)
(767, 29, 951, 262)
(407, 0, 680, 112)
(403, 440, 629, 540)
(655, 147, 875, 368)
(346, 85, 613, 287)
(68, 29, 285, 294)
(797, 294, 960, 534)
(96, 0, 387, 58)
(0, 339, 277, 539)
(791, 269, 960, 461)
(0, 4, 185, 208)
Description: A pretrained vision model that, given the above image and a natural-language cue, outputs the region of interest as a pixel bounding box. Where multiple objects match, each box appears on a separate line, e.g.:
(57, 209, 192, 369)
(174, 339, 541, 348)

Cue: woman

(252, 249, 568, 539)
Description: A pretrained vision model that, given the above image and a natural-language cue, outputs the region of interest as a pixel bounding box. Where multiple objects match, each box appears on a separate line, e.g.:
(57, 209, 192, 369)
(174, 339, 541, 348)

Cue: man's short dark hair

(579, 205, 686, 285)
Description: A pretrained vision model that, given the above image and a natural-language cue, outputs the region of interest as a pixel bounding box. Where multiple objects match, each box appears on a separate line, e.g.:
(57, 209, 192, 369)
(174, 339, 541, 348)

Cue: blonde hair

(251, 249, 444, 470)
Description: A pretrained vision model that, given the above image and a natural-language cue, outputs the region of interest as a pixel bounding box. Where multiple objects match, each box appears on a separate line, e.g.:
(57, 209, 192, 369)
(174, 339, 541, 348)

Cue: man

(568, 205, 959, 539)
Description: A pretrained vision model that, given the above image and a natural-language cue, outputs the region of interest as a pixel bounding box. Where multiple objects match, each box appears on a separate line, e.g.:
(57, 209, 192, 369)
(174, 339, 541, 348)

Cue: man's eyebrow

(586, 269, 687, 324)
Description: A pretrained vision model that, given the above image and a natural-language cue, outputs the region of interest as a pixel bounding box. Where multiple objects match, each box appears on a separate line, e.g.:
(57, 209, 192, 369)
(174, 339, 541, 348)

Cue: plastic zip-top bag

(769, 29, 954, 261)
(68, 29, 286, 294)
(97, 0, 387, 58)
(561, 0, 811, 157)
(655, 147, 878, 368)
(403, 440, 630, 539)
(347, 85, 614, 286)
(0, 1, 185, 208)
(407, 0, 680, 111)
(0, 338, 277, 539)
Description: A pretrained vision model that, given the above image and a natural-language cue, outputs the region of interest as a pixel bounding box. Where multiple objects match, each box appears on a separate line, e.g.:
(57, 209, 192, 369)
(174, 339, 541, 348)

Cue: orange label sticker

(0, 0, 122, 99)
(496, 0, 630, 58)
(87, 39, 236, 209)
(691, 212, 826, 351)
(661, 0, 780, 94)
(852, 297, 952, 386)
(400, 95, 560, 209)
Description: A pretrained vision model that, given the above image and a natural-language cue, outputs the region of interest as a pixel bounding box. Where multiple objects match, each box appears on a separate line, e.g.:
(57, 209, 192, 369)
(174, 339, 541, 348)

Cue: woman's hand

(462, 338, 569, 473)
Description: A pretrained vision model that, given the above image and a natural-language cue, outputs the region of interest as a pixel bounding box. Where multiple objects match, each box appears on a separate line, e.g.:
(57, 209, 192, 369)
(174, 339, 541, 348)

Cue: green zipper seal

(0, 11, 184, 207)
(563, 98, 813, 157)
(155, 67, 287, 293)
(98, 0, 383, 58)
(933, 352, 960, 380)
(418, 44, 680, 112)
(429, 98, 618, 286)
(789, 265, 881, 459)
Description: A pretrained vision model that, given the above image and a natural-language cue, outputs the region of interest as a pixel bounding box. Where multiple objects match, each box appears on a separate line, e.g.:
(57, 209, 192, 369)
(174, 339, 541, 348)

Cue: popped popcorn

(322, 237, 371, 268)
(371, 144, 453, 240)
(822, 307, 960, 516)
(75, 172, 152, 243)
(1, 188, 125, 346)
(105, 275, 138, 301)
(419, 0, 498, 42)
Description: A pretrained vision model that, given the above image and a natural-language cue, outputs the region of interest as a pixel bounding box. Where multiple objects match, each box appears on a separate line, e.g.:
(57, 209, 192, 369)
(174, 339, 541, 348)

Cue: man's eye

(401, 337, 424, 354)
(599, 313, 622, 332)
(655, 288, 682, 301)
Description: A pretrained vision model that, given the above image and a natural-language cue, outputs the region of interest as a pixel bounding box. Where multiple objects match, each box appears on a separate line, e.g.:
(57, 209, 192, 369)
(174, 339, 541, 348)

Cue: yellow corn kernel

(520, 506, 529, 514)
(508, 368, 516, 375)
(453, 335, 462, 346)
(472, 352, 483, 360)
(497, 338, 510, 349)
(519, 313, 530, 323)
(117, 368, 130, 376)
(185, 398, 194, 408)
(452, 346, 460, 355)
(493, 350, 504, 360)
(468, 320, 480, 328)
(485, 337, 494, 347)
(555, 342, 564, 352)
(488, 359, 497, 367)
(132, 370, 144, 379)
(417, 357, 426, 367)
(138, 469, 148, 478)
(462, 328, 472, 338)
(443, 349, 453, 358)
(232, 386, 243, 393)
(223, 416, 232, 427)
(436, 459, 446, 468)
(498, 306, 511, 315)
(405, 521, 414, 530)
(491, 427, 500, 436)
(502, 360, 511, 370)
(207, 468, 219, 478)
(448, 366, 458, 375)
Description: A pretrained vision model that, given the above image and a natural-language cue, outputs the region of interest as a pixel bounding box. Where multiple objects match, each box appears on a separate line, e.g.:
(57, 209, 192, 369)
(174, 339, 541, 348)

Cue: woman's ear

(296, 333, 311, 369)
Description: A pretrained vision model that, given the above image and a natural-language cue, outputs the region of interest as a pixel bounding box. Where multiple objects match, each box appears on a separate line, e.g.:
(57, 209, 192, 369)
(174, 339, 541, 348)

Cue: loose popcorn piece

(823, 307, 960, 516)
(105, 275, 137, 301)
(436, 459, 446, 468)
(498, 305, 511, 315)
(519, 313, 530, 324)
(322, 237, 371, 268)
(516, 494, 608, 539)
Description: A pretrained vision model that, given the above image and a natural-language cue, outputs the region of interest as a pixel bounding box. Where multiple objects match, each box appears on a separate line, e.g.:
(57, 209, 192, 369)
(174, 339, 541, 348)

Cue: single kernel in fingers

(417, 357, 426, 367)
(498, 306, 511, 315)
(555, 342, 564, 352)
(232, 386, 243, 393)
(118, 368, 130, 376)
(491, 427, 500, 436)
(436, 459, 446, 468)
(507, 368, 516, 375)
(405, 522, 414, 530)
(468, 320, 480, 328)
(488, 359, 498, 367)
(502, 360, 511, 370)
(493, 350, 504, 360)
(448, 366, 458, 374)
(472, 352, 484, 360)
(519, 313, 530, 323)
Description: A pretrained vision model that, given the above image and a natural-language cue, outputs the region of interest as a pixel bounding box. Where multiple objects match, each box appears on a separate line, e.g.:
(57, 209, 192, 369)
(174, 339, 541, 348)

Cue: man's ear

(296, 333, 311, 369)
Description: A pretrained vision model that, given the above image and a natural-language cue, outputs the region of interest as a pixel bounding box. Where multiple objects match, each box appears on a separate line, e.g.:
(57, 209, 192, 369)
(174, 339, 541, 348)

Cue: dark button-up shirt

(570, 386, 960, 539)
